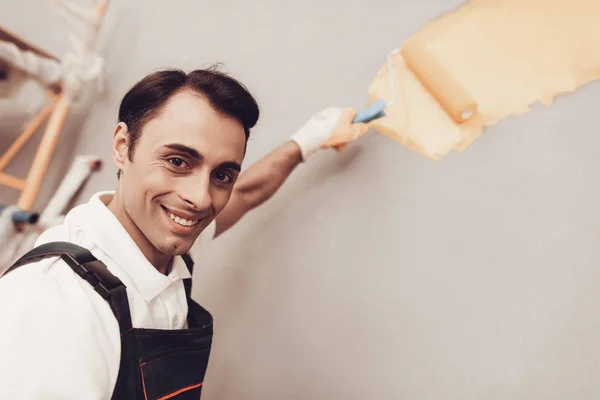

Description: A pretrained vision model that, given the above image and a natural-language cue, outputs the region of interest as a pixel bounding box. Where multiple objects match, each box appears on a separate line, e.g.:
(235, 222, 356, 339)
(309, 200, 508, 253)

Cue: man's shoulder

(6, 207, 102, 293)
(1, 217, 92, 296)
(0, 251, 121, 361)
(0, 233, 118, 329)
(0, 249, 121, 399)
(0, 253, 116, 320)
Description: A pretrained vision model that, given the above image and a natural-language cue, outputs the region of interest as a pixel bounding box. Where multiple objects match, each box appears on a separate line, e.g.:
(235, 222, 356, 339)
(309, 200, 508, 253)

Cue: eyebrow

(160, 143, 241, 171)
(162, 143, 201, 160)
(218, 161, 241, 172)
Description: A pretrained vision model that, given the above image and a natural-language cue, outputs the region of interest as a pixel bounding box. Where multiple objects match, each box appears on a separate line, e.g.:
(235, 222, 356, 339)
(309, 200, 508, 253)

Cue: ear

(112, 122, 129, 171)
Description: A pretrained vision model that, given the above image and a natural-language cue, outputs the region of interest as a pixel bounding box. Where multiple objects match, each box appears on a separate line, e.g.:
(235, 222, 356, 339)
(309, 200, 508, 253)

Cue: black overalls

(5, 241, 214, 399)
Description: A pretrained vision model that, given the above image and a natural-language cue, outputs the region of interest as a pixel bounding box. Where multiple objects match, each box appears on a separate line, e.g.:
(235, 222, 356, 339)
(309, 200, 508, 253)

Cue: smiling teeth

(169, 212, 199, 227)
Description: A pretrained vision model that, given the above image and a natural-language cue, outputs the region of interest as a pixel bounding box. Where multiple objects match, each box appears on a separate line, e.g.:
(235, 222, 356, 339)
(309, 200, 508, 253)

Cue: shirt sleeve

(0, 258, 121, 399)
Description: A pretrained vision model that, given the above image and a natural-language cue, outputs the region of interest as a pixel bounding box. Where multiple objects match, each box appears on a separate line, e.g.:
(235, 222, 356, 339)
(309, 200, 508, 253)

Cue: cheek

(123, 162, 177, 206)
(144, 170, 176, 195)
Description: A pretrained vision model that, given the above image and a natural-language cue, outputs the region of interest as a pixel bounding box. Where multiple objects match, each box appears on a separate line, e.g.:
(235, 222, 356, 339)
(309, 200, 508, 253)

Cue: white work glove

(289, 107, 369, 161)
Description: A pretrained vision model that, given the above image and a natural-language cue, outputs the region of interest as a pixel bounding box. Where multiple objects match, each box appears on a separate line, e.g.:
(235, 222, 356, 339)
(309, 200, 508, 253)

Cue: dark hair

(116, 65, 259, 177)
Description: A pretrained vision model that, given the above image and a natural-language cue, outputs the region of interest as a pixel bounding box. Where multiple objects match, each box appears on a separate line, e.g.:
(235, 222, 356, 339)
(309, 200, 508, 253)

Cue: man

(0, 66, 368, 399)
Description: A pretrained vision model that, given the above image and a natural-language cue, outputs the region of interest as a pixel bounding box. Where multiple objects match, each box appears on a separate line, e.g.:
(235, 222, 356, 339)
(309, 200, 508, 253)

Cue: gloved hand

(289, 107, 369, 161)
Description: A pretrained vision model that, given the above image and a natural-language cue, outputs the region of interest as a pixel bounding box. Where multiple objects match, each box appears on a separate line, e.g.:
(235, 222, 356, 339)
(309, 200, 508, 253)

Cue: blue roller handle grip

(0, 205, 39, 224)
(353, 98, 387, 123)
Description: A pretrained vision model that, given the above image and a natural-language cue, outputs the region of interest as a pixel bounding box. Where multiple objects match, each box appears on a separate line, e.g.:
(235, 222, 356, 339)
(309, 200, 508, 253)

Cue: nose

(179, 174, 212, 212)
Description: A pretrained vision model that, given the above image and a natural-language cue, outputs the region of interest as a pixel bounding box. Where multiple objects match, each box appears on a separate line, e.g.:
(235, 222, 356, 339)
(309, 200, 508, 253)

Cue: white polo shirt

(0, 191, 216, 399)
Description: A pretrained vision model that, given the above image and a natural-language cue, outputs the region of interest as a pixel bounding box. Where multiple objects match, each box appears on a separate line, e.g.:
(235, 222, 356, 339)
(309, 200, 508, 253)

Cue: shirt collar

(66, 191, 191, 302)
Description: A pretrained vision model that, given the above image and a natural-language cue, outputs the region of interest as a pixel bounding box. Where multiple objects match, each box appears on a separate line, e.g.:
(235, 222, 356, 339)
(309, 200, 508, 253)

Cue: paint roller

(353, 38, 478, 125)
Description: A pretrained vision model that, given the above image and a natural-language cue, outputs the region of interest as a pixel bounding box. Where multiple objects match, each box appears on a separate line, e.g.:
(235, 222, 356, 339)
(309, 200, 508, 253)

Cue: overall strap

(181, 253, 194, 299)
(6, 241, 133, 334)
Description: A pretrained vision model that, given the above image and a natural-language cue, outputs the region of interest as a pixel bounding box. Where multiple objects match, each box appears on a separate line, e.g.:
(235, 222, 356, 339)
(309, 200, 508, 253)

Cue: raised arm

(214, 107, 368, 237)
(214, 141, 301, 236)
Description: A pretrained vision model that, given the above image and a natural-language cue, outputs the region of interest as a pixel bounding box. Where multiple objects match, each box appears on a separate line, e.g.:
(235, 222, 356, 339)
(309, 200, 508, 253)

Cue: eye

(214, 171, 232, 184)
(167, 157, 188, 169)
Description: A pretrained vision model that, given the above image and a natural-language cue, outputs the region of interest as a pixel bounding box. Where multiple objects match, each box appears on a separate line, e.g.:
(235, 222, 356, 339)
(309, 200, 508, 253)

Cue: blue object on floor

(0, 205, 39, 224)
(353, 98, 387, 123)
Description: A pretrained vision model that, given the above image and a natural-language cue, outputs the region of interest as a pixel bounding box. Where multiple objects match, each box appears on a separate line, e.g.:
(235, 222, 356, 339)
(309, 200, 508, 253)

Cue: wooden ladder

(0, 26, 68, 211)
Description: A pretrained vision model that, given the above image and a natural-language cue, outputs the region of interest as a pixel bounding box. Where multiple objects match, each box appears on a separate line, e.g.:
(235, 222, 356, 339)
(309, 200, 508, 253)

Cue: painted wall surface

(2, 1, 600, 399)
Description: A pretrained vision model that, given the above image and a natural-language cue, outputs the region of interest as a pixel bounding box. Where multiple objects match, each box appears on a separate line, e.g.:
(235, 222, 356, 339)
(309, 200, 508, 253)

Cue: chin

(154, 237, 194, 256)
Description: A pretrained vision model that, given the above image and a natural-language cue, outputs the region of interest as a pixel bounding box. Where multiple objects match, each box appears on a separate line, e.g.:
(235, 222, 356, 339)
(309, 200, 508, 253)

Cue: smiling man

(0, 67, 368, 399)
(108, 79, 250, 274)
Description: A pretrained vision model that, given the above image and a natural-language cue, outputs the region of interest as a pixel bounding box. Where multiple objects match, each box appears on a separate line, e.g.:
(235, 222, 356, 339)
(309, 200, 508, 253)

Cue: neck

(105, 191, 172, 274)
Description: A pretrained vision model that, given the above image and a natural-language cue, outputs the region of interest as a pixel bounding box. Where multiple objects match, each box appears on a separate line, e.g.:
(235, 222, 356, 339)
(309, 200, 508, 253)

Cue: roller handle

(0, 205, 39, 224)
(353, 98, 387, 123)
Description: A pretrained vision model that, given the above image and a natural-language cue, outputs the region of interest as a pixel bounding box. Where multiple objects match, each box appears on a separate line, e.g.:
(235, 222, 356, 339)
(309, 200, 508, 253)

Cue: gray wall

(3, 1, 600, 399)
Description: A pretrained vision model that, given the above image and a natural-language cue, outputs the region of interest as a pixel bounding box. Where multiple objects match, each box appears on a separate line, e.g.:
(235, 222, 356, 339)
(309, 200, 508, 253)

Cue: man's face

(115, 90, 246, 256)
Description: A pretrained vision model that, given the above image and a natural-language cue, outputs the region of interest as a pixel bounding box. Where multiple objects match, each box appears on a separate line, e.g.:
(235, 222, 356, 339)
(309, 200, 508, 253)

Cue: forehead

(139, 90, 246, 164)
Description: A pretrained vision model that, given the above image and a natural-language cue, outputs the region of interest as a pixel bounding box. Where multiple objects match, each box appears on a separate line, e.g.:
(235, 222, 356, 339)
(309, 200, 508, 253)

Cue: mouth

(161, 205, 203, 233)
